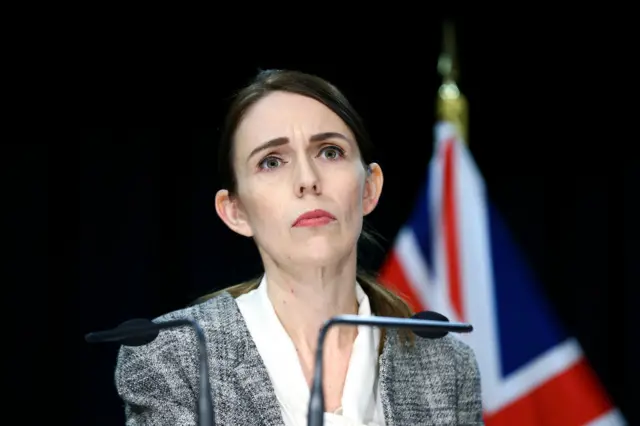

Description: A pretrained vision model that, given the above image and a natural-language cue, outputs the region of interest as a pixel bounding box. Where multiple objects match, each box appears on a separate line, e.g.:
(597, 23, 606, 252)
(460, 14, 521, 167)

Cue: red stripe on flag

(379, 250, 425, 314)
(442, 139, 464, 321)
(485, 357, 615, 426)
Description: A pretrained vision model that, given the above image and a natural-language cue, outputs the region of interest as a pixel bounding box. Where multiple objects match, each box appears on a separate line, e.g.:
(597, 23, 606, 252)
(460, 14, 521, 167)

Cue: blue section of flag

(407, 167, 434, 275)
(487, 202, 569, 376)
(402, 140, 569, 378)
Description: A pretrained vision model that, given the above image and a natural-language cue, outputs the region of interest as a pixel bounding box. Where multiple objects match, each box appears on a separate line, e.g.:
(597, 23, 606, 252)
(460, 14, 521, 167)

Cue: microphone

(307, 311, 472, 426)
(85, 318, 215, 426)
(410, 310, 450, 338)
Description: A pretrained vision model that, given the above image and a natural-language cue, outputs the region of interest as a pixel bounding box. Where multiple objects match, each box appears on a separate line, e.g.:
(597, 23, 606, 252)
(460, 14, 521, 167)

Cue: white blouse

(235, 275, 386, 426)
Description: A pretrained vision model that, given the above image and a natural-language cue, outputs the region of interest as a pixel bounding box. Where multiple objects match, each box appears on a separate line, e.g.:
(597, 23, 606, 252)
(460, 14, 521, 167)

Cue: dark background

(22, 12, 635, 425)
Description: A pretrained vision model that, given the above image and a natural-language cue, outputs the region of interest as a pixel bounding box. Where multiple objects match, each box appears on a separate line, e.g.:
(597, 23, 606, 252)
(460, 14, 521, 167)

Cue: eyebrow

(247, 132, 352, 162)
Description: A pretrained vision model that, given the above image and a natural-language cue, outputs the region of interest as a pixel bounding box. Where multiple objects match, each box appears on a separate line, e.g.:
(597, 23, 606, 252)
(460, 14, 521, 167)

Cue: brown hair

(195, 69, 415, 352)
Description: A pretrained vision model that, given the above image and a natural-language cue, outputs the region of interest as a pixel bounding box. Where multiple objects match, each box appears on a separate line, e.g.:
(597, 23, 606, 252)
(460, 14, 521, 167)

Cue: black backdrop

(31, 14, 636, 425)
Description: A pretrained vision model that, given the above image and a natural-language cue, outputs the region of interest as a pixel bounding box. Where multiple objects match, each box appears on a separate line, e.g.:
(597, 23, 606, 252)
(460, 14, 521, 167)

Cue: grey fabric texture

(115, 291, 484, 425)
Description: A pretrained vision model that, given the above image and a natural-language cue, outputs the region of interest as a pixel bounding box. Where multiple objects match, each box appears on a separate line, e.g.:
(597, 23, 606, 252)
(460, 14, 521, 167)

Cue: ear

(214, 189, 254, 237)
(362, 162, 383, 216)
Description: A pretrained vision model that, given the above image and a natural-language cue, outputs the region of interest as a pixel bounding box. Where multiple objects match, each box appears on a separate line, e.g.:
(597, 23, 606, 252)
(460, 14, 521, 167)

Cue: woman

(115, 69, 484, 425)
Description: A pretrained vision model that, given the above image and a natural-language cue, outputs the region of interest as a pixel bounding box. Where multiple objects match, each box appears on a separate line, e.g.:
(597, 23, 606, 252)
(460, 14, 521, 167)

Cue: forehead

(234, 91, 354, 151)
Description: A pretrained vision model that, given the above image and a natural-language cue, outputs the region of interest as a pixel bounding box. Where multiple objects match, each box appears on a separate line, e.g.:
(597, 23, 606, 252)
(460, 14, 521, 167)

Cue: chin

(292, 239, 350, 265)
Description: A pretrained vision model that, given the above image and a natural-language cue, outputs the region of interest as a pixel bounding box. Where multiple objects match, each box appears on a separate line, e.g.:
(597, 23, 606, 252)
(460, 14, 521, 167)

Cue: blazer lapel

(234, 358, 285, 426)
(378, 332, 398, 426)
(217, 292, 284, 426)
(378, 331, 459, 426)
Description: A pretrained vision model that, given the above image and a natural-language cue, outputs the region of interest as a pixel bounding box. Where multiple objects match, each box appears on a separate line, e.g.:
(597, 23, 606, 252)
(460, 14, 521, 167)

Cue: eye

(258, 156, 285, 171)
(319, 145, 345, 160)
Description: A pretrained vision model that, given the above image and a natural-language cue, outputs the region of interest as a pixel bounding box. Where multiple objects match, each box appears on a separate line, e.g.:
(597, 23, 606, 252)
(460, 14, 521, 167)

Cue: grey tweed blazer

(115, 291, 484, 425)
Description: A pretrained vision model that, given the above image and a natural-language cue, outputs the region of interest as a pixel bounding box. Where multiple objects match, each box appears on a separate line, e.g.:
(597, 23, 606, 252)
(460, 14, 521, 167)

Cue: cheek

(242, 189, 284, 228)
(350, 183, 364, 209)
(338, 176, 366, 218)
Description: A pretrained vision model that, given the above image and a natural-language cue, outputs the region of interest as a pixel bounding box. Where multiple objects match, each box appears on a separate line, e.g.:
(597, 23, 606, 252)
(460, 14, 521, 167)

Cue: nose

(294, 157, 321, 197)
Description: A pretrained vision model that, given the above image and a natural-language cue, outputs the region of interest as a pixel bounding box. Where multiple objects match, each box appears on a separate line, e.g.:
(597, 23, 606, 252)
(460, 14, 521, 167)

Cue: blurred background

(22, 11, 635, 426)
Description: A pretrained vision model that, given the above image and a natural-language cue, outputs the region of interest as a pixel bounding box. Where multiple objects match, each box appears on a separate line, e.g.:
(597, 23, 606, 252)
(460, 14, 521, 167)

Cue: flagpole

(437, 20, 468, 144)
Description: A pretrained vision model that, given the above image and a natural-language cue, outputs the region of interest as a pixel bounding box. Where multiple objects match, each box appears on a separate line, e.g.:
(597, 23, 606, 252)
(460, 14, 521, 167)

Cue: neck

(262, 253, 360, 355)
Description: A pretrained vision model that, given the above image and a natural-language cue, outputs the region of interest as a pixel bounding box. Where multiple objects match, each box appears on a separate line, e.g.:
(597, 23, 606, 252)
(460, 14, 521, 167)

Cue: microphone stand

(85, 318, 215, 426)
(306, 314, 473, 426)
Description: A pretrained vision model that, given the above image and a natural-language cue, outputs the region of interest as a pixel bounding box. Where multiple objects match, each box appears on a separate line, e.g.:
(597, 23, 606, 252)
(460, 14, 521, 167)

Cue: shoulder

(382, 332, 483, 419)
(411, 336, 483, 422)
(417, 334, 479, 372)
(115, 291, 242, 377)
(387, 332, 480, 378)
(422, 334, 478, 365)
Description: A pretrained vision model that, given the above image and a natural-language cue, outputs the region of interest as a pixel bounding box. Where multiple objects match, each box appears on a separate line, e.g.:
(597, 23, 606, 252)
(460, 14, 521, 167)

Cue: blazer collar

(234, 357, 285, 426)
(377, 331, 397, 426)
(224, 290, 402, 426)
(224, 291, 285, 426)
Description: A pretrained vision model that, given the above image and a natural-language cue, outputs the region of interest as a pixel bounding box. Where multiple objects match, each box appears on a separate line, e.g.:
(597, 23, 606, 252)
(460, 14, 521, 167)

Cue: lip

(292, 209, 336, 227)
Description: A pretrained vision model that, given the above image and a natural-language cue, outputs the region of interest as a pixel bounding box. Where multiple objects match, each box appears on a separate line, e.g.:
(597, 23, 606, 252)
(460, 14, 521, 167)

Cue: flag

(379, 120, 625, 425)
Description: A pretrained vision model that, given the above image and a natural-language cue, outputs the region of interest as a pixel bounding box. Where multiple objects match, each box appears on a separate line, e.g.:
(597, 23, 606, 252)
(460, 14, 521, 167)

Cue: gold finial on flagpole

(437, 20, 468, 144)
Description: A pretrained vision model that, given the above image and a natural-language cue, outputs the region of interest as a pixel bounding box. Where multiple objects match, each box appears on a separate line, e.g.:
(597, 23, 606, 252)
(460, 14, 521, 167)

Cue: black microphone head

(117, 318, 160, 346)
(411, 311, 450, 339)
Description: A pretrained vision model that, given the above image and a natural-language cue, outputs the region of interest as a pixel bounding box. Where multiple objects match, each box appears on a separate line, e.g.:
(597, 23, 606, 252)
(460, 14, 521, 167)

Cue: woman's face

(215, 91, 383, 267)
